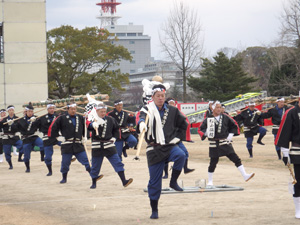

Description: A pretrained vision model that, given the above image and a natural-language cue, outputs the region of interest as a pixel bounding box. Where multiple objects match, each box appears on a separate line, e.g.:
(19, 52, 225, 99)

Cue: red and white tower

(96, 0, 121, 28)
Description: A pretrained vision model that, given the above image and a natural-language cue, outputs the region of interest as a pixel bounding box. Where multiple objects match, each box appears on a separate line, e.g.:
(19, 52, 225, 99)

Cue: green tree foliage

(47, 25, 132, 99)
(188, 52, 257, 102)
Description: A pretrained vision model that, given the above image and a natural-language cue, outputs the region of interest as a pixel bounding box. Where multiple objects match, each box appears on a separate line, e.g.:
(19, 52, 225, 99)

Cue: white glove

(109, 137, 116, 144)
(226, 133, 234, 142)
(7, 120, 14, 126)
(256, 110, 261, 115)
(29, 116, 36, 122)
(57, 136, 65, 142)
(82, 137, 87, 144)
(139, 121, 147, 133)
(281, 147, 289, 157)
(92, 122, 99, 130)
(169, 137, 180, 144)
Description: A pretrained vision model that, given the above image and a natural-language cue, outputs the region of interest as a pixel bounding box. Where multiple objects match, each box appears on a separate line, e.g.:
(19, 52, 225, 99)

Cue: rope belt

(243, 125, 258, 132)
(209, 139, 230, 148)
(61, 138, 82, 145)
(92, 141, 114, 149)
(290, 146, 300, 155)
(121, 128, 130, 133)
(272, 125, 280, 130)
(2, 134, 16, 139)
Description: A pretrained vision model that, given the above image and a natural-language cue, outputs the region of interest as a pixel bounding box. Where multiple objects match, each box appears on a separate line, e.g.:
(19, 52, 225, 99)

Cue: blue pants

(246, 126, 267, 150)
(90, 153, 124, 179)
(44, 142, 61, 165)
(177, 142, 189, 159)
(115, 134, 138, 160)
(148, 145, 185, 200)
(60, 151, 90, 174)
(273, 134, 280, 151)
(23, 137, 44, 163)
(3, 139, 23, 162)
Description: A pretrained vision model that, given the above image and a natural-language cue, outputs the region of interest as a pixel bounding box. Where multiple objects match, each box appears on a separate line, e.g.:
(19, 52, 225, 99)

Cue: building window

(130, 70, 135, 73)
(129, 41, 135, 44)
(130, 50, 135, 54)
(116, 33, 126, 37)
(127, 33, 136, 36)
(0, 23, 3, 63)
(111, 26, 115, 29)
(130, 60, 136, 64)
(138, 33, 143, 36)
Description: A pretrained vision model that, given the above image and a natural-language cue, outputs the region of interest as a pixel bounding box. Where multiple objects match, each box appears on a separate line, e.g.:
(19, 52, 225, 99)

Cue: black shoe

(40, 150, 45, 162)
(169, 169, 183, 191)
(123, 178, 133, 187)
(150, 211, 158, 219)
(122, 144, 129, 158)
(162, 174, 168, 179)
(60, 173, 67, 184)
(46, 164, 52, 176)
(8, 160, 13, 170)
(25, 161, 30, 173)
(18, 153, 24, 162)
(71, 157, 76, 163)
(150, 199, 158, 219)
(257, 141, 265, 145)
(184, 168, 195, 174)
(90, 175, 104, 189)
(248, 149, 253, 158)
(118, 171, 133, 187)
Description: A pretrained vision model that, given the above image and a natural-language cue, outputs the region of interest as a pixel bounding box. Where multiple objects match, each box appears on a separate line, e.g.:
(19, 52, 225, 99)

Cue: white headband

(68, 103, 77, 108)
(276, 98, 285, 102)
(7, 106, 15, 111)
(152, 88, 166, 95)
(25, 107, 33, 111)
(95, 104, 107, 110)
(114, 101, 123, 106)
(47, 104, 56, 109)
(168, 99, 175, 103)
(248, 102, 255, 106)
(208, 101, 214, 104)
(212, 101, 220, 110)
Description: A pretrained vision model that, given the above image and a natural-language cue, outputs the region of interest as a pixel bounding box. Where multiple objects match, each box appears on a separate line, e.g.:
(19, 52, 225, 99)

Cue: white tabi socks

(293, 197, 300, 219)
(238, 165, 255, 182)
(12, 146, 19, 156)
(207, 172, 214, 186)
(0, 154, 3, 163)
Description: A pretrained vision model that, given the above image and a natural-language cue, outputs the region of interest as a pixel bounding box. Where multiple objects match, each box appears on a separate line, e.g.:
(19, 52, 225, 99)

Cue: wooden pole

(133, 114, 149, 160)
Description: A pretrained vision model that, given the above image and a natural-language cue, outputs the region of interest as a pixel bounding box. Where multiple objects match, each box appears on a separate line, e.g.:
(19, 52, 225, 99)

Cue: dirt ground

(0, 127, 299, 225)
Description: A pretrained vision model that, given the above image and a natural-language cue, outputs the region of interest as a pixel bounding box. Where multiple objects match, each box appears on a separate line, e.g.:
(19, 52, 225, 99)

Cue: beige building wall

(0, 0, 47, 111)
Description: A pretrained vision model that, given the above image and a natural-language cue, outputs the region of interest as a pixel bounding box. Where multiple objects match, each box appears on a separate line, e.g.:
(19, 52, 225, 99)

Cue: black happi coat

(275, 105, 300, 164)
(139, 104, 188, 166)
(261, 105, 289, 135)
(17, 115, 40, 144)
(0, 115, 21, 145)
(200, 114, 239, 158)
(108, 109, 130, 140)
(88, 116, 120, 157)
(234, 109, 263, 137)
(49, 114, 85, 155)
(37, 113, 59, 146)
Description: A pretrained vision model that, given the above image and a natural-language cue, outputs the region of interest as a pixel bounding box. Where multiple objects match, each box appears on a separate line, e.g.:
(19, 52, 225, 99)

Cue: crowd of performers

(0, 76, 300, 220)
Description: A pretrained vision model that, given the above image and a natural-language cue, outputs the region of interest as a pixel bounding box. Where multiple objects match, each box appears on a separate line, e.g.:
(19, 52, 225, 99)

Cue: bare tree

(280, 0, 300, 47)
(159, 1, 204, 102)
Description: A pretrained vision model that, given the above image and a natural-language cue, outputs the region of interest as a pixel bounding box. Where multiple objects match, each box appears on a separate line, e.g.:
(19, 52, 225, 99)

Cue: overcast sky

(46, 0, 286, 60)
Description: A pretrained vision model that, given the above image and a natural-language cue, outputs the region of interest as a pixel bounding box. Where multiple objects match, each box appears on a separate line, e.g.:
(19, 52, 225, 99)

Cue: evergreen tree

(47, 25, 132, 99)
(188, 52, 257, 102)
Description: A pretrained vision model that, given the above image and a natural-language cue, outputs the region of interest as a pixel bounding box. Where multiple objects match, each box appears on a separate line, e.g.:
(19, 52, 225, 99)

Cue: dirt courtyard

(0, 128, 299, 225)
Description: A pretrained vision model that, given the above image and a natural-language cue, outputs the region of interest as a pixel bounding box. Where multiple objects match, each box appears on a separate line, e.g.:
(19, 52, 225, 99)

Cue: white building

(0, 0, 48, 110)
(105, 23, 151, 74)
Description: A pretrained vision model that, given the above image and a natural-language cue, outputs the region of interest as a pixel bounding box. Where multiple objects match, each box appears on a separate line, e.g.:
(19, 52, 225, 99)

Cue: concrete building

(105, 23, 151, 74)
(0, 0, 48, 110)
